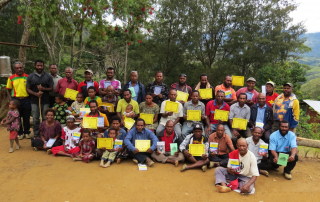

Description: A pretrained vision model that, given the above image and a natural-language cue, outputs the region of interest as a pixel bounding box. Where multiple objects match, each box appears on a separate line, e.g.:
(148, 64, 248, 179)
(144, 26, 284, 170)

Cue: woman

(31, 109, 62, 153)
(138, 93, 159, 132)
(52, 94, 68, 127)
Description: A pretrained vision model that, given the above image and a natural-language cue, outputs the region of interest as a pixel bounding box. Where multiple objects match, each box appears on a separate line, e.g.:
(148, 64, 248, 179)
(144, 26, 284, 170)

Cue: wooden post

(297, 137, 320, 148)
(124, 43, 128, 84)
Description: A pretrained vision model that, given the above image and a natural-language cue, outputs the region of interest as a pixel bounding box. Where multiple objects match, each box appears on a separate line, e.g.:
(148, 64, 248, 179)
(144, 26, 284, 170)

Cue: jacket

(249, 103, 273, 131)
(122, 80, 146, 104)
(179, 134, 209, 156)
(157, 129, 183, 147)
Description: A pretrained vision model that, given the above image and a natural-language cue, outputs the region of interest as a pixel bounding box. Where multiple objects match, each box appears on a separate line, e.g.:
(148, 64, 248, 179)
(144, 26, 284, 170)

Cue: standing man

(171, 73, 192, 105)
(249, 93, 273, 143)
(77, 69, 99, 98)
(6, 62, 32, 140)
(116, 89, 140, 125)
(26, 59, 54, 138)
(49, 64, 62, 108)
(146, 71, 169, 107)
(55, 67, 78, 106)
(194, 73, 215, 106)
(122, 71, 146, 104)
(272, 83, 299, 132)
(99, 67, 122, 97)
(265, 81, 279, 108)
(236, 77, 259, 107)
(100, 85, 119, 123)
(215, 75, 237, 106)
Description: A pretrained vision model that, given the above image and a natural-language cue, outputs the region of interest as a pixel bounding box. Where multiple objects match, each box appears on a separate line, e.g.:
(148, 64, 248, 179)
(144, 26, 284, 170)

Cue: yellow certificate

(232, 76, 244, 86)
(97, 138, 113, 149)
(214, 110, 229, 122)
(135, 140, 151, 152)
(176, 91, 189, 103)
(232, 118, 248, 130)
(124, 117, 135, 130)
(140, 113, 154, 125)
(199, 89, 212, 99)
(101, 102, 114, 112)
(164, 101, 179, 113)
(187, 110, 201, 121)
(64, 88, 78, 100)
(82, 117, 98, 129)
(189, 144, 205, 156)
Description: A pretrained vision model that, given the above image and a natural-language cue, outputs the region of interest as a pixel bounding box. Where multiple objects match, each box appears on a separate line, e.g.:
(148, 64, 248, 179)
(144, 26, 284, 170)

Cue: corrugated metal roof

(303, 100, 320, 114)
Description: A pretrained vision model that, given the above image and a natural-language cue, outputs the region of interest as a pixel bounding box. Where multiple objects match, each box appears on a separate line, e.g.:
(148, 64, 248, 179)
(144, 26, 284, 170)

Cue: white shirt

(159, 100, 183, 126)
(246, 137, 265, 164)
(62, 126, 81, 150)
(228, 150, 260, 178)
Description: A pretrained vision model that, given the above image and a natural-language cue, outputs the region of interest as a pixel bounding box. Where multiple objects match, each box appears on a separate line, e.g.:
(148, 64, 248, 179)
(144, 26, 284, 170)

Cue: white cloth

(228, 150, 260, 178)
(246, 137, 265, 164)
(62, 126, 81, 150)
(159, 100, 183, 126)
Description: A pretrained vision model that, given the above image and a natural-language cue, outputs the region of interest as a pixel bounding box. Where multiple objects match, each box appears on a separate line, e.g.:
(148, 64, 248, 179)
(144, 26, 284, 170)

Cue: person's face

(216, 92, 225, 103)
(279, 123, 289, 135)
(165, 122, 174, 134)
(224, 76, 232, 87)
(136, 121, 145, 132)
(155, 73, 163, 83)
(283, 85, 292, 97)
(200, 76, 207, 85)
(216, 125, 224, 137)
(169, 90, 177, 101)
(106, 87, 114, 96)
(191, 92, 199, 103)
(179, 76, 186, 85)
(237, 140, 248, 155)
(65, 68, 73, 79)
(258, 94, 266, 106)
(112, 120, 120, 130)
(67, 120, 75, 128)
(266, 84, 274, 94)
(246, 81, 255, 91)
(88, 89, 96, 98)
(89, 103, 98, 113)
(145, 95, 153, 105)
(45, 111, 54, 121)
(106, 69, 114, 80)
(76, 95, 84, 103)
(14, 64, 24, 76)
(49, 65, 58, 75)
(130, 72, 138, 83)
(193, 129, 203, 139)
(123, 91, 131, 102)
(126, 106, 133, 113)
(55, 97, 62, 104)
(252, 128, 262, 142)
(238, 95, 247, 105)
(9, 101, 15, 110)
(85, 72, 92, 81)
(108, 131, 116, 138)
(82, 133, 90, 142)
(35, 62, 44, 74)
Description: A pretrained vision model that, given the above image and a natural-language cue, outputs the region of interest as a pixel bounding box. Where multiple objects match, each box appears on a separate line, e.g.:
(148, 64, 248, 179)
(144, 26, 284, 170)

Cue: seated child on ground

(72, 129, 95, 163)
(53, 94, 68, 126)
(67, 93, 85, 117)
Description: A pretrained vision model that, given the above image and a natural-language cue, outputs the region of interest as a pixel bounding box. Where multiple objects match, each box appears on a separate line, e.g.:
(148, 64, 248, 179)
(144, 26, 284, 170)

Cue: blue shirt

(124, 127, 158, 152)
(129, 81, 140, 102)
(104, 128, 127, 140)
(256, 104, 266, 128)
(269, 130, 297, 153)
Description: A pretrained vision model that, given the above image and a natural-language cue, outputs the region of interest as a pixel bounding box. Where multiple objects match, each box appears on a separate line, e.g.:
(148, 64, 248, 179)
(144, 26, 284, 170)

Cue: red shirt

(55, 77, 78, 96)
(205, 100, 230, 124)
(161, 129, 175, 152)
(78, 80, 99, 98)
(266, 92, 279, 107)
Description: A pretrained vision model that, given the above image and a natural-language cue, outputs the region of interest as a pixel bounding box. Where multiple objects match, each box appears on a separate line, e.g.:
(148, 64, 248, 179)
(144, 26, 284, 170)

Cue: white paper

(154, 86, 162, 95)
(104, 81, 111, 88)
(46, 138, 56, 148)
(138, 163, 147, 170)
(97, 117, 104, 127)
(87, 82, 94, 89)
(261, 85, 266, 94)
(255, 122, 264, 128)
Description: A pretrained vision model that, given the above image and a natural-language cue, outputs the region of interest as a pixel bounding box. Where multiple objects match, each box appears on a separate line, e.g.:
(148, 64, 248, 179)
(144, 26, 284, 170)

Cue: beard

(279, 129, 288, 136)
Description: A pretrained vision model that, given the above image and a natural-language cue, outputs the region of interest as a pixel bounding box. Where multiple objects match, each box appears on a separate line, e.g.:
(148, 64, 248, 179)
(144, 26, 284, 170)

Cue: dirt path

(0, 127, 319, 202)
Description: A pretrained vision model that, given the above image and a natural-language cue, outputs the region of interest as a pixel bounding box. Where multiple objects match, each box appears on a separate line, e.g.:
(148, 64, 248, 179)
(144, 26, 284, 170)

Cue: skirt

(51, 145, 80, 155)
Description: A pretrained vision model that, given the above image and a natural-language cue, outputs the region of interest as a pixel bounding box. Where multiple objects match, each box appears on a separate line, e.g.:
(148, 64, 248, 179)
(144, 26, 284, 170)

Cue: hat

(85, 69, 93, 75)
(227, 179, 239, 190)
(66, 115, 75, 122)
(193, 123, 203, 131)
(284, 82, 293, 87)
(266, 81, 275, 87)
(246, 77, 256, 82)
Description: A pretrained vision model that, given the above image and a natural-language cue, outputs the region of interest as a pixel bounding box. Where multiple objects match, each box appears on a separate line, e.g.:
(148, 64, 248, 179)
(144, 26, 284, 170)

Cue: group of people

(2, 59, 300, 194)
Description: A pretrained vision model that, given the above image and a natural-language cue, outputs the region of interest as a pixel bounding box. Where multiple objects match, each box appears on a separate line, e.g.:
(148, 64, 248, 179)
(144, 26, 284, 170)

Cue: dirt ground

(0, 127, 319, 202)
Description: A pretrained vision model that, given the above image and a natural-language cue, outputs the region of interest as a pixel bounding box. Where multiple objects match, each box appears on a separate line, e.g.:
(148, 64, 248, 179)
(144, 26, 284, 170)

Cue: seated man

(215, 138, 259, 194)
(117, 89, 140, 126)
(180, 123, 209, 172)
(269, 120, 298, 180)
(246, 127, 273, 177)
(208, 124, 235, 168)
(151, 120, 185, 166)
(124, 119, 159, 167)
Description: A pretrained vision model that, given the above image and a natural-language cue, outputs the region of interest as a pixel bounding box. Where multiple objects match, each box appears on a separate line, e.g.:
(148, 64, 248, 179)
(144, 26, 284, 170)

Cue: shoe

(33, 147, 38, 151)
(274, 167, 280, 172)
(180, 164, 187, 172)
(100, 159, 104, 167)
(260, 170, 269, 177)
(284, 173, 292, 180)
(9, 148, 14, 153)
(145, 157, 154, 167)
(216, 185, 231, 193)
(117, 158, 121, 164)
(202, 165, 207, 172)
(47, 149, 52, 155)
(132, 159, 139, 164)
(15, 145, 20, 150)
(25, 134, 31, 139)
(18, 134, 24, 140)
(209, 161, 219, 168)
(103, 161, 111, 168)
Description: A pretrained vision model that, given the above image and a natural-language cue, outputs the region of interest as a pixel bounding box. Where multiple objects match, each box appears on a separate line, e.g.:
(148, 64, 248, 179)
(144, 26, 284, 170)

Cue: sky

(290, 0, 320, 33)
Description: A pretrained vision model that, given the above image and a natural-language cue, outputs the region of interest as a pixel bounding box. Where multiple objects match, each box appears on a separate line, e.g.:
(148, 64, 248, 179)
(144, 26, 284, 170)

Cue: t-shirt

(78, 80, 99, 98)
(228, 150, 259, 178)
(236, 87, 259, 104)
(266, 92, 279, 107)
(159, 100, 183, 126)
(99, 79, 122, 90)
(84, 96, 102, 108)
(215, 84, 236, 100)
(6, 73, 29, 97)
(61, 126, 81, 150)
(26, 71, 54, 104)
(116, 99, 140, 115)
(53, 103, 68, 124)
(205, 100, 230, 124)
(161, 130, 175, 152)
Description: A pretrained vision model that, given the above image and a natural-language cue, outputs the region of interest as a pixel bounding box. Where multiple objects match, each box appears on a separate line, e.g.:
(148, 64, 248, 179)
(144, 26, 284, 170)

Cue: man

(180, 123, 210, 172)
(205, 90, 232, 138)
(55, 67, 78, 106)
(181, 90, 205, 139)
(26, 59, 54, 138)
(249, 93, 273, 143)
(194, 73, 215, 106)
(116, 89, 139, 125)
(77, 69, 99, 98)
(145, 71, 169, 106)
(83, 100, 109, 135)
(49, 64, 62, 107)
(215, 138, 259, 194)
(229, 93, 251, 148)
(156, 89, 183, 137)
(170, 74, 192, 105)
(6, 62, 32, 140)
(100, 85, 118, 123)
(151, 120, 185, 166)
(122, 71, 145, 104)
(99, 67, 122, 97)
(246, 127, 273, 177)
(265, 81, 279, 108)
(124, 119, 159, 167)
(208, 124, 235, 168)
(272, 83, 299, 132)
(236, 77, 259, 107)
(215, 75, 237, 106)
(269, 120, 298, 180)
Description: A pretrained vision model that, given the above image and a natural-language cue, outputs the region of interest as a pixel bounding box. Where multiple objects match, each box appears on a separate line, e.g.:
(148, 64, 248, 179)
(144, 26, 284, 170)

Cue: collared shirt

(124, 127, 159, 152)
(50, 74, 62, 96)
(159, 99, 183, 126)
(55, 77, 78, 96)
(116, 98, 140, 115)
(256, 104, 267, 128)
(99, 78, 121, 90)
(208, 132, 234, 155)
(206, 100, 230, 124)
(228, 102, 251, 121)
(215, 84, 236, 100)
(26, 71, 54, 104)
(266, 91, 279, 107)
(246, 136, 265, 164)
(145, 81, 170, 106)
(77, 80, 99, 98)
(183, 100, 205, 126)
(129, 81, 140, 102)
(236, 87, 259, 104)
(269, 130, 297, 153)
(6, 73, 29, 97)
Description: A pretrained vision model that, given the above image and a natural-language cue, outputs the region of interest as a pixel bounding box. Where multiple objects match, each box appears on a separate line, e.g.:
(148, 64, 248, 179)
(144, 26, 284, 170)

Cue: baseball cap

(284, 82, 293, 87)
(246, 77, 256, 82)
(193, 123, 203, 131)
(266, 81, 275, 87)
(85, 69, 93, 75)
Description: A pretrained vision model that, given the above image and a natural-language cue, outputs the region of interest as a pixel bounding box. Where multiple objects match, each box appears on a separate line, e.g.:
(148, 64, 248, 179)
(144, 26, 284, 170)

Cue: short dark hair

(10, 100, 20, 108)
(224, 75, 232, 79)
(107, 67, 115, 72)
(123, 89, 131, 95)
(279, 120, 289, 127)
(216, 90, 225, 96)
(145, 92, 153, 97)
(155, 71, 163, 76)
(49, 64, 57, 68)
(108, 128, 117, 134)
(81, 129, 91, 137)
(88, 86, 96, 92)
(55, 93, 64, 100)
(34, 59, 45, 66)
(77, 93, 84, 97)
(111, 116, 121, 124)
(136, 118, 145, 125)
(89, 100, 98, 107)
(192, 90, 199, 96)
(238, 93, 247, 99)
(45, 108, 56, 116)
(200, 73, 208, 80)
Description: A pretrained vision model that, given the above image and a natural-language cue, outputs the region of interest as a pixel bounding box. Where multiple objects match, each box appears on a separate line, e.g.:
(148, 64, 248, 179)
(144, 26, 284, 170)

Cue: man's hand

(133, 148, 139, 154)
(37, 85, 44, 91)
(246, 100, 254, 105)
(201, 154, 208, 160)
(227, 167, 236, 175)
(218, 120, 224, 124)
(35, 92, 43, 98)
(263, 153, 268, 158)
(146, 148, 153, 153)
(158, 94, 163, 98)
(117, 148, 123, 152)
(210, 152, 216, 157)
(288, 155, 295, 162)
(156, 150, 161, 155)
(167, 112, 173, 116)
(232, 129, 240, 138)
(201, 115, 205, 120)
(121, 119, 125, 126)
(174, 151, 179, 157)
(178, 100, 185, 105)
(183, 115, 187, 120)
(205, 127, 212, 135)
(152, 93, 157, 97)
(101, 147, 107, 151)
(240, 184, 250, 193)
(273, 157, 278, 164)
(183, 150, 192, 158)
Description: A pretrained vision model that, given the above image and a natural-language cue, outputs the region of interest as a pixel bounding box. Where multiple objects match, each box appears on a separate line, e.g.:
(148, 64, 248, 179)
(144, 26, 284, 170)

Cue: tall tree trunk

(74, 22, 84, 74)
(0, 0, 12, 13)
(124, 43, 128, 84)
(18, 15, 31, 66)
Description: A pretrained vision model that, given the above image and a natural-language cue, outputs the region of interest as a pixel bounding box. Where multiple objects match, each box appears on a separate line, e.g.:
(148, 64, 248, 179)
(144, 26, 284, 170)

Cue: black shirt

(27, 71, 54, 104)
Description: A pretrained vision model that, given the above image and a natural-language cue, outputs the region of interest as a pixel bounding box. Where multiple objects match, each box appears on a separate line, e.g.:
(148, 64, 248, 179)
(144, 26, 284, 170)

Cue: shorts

(9, 131, 18, 139)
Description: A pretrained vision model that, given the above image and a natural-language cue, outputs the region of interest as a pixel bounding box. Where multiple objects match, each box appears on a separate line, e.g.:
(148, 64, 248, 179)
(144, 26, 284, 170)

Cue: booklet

(210, 142, 218, 153)
(225, 90, 232, 99)
(277, 153, 289, 166)
(97, 116, 104, 127)
(114, 140, 123, 150)
(157, 141, 165, 153)
(128, 87, 136, 97)
(259, 143, 268, 156)
(229, 159, 240, 173)
(246, 91, 254, 100)
(154, 86, 162, 95)
(87, 82, 94, 89)
(104, 81, 111, 88)
(138, 164, 147, 171)
(46, 138, 56, 148)
(72, 132, 81, 143)
(170, 143, 178, 155)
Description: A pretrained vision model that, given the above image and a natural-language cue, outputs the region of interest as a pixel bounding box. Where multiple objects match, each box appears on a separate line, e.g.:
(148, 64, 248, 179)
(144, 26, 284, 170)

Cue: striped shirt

(6, 73, 29, 97)
(183, 100, 205, 126)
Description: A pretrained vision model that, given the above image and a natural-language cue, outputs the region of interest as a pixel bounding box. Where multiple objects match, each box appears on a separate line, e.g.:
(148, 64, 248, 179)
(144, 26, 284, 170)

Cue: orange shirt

(215, 84, 237, 100)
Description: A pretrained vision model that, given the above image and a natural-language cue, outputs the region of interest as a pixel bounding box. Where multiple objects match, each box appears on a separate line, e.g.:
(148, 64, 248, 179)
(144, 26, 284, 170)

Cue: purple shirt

(99, 79, 122, 90)
(236, 87, 259, 104)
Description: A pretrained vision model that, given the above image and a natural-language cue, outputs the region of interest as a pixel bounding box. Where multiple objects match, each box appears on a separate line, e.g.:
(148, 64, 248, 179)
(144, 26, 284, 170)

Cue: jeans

(209, 153, 229, 168)
(156, 124, 182, 138)
(12, 98, 31, 135)
(31, 103, 50, 137)
(207, 123, 232, 138)
(269, 151, 298, 174)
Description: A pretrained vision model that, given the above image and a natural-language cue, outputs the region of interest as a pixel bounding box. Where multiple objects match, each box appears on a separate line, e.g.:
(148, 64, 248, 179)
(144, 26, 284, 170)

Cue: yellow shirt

(6, 73, 29, 97)
(116, 99, 140, 115)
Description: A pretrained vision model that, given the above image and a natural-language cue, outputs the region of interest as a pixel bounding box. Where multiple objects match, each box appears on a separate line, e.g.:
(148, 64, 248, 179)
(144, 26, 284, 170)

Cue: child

(84, 86, 102, 108)
(100, 128, 123, 168)
(122, 104, 135, 132)
(53, 94, 69, 127)
(72, 129, 95, 163)
(67, 93, 85, 117)
(1, 100, 21, 153)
